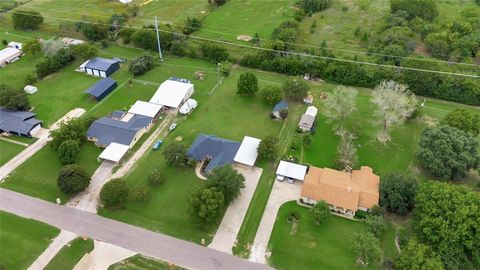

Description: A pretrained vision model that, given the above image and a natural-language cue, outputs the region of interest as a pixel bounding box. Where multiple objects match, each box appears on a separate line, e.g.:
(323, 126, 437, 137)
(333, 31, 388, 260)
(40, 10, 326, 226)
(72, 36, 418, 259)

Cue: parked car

(153, 139, 163, 150)
(169, 123, 177, 132)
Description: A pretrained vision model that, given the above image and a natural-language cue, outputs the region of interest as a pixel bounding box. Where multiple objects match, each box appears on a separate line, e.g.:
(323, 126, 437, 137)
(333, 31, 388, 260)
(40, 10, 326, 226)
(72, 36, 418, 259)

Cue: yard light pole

(154, 16, 163, 62)
(217, 62, 221, 82)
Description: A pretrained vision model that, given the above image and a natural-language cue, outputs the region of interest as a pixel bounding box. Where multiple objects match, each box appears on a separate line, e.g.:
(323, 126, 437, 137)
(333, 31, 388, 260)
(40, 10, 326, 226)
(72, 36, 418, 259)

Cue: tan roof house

(300, 166, 379, 216)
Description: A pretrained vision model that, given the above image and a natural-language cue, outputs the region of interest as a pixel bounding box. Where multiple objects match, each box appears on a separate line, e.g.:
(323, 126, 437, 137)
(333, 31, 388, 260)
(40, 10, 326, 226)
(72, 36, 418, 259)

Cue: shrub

(380, 172, 418, 214)
(57, 139, 80, 165)
(257, 136, 278, 161)
(206, 165, 245, 204)
(188, 186, 224, 224)
(311, 200, 330, 225)
(259, 85, 283, 105)
(200, 43, 229, 63)
(57, 165, 90, 194)
(183, 17, 201, 35)
(129, 55, 155, 76)
(100, 179, 129, 209)
(148, 169, 164, 186)
(283, 78, 309, 101)
(162, 143, 188, 167)
(236, 72, 259, 96)
(365, 215, 386, 238)
(299, 0, 331, 15)
(131, 185, 149, 201)
(442, 109, 480, 137)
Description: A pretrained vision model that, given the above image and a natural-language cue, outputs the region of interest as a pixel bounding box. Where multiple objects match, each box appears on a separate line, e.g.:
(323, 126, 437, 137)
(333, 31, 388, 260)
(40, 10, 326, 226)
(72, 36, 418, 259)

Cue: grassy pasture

(0, 140, 26, 166)
(0, 211, 59, 270)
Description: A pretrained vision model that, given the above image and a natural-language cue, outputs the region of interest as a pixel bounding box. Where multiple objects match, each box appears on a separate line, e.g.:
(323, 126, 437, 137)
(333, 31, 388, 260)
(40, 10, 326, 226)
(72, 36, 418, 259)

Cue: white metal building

(234, 136, 261, 166)
(0, 47, 22, 67)
(149, 79, 194, 109)
(24, 85, 38, 94)
(179, 99, 198, 115)
(98, 142, 129, 163)
(276, 160, 308, 181)
(128, 101, 163, 118)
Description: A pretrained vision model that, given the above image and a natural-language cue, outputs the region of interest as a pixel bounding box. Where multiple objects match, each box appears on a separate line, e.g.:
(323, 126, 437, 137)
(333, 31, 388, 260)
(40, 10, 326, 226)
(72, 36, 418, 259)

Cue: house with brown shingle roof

(300, 166, 379, 216)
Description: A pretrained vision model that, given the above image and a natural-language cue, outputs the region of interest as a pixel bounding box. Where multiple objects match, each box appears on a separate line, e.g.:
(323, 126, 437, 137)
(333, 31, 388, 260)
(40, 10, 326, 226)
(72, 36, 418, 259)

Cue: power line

(14, 5, 480, 63)
(3, 10, 480, 79)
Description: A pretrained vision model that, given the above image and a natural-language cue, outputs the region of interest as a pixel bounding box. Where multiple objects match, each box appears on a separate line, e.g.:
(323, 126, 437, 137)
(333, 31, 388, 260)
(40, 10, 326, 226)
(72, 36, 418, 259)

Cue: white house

(276, 160, 308, 182)
(179, 99, 198, 115)
(149, 78, 194, 109)
(234, 136, 261, 167)
(24, 85, 38, 94)
(128, 101, 163, 119)
(0, 47, 22, 67)
(298, 105, 318, 132)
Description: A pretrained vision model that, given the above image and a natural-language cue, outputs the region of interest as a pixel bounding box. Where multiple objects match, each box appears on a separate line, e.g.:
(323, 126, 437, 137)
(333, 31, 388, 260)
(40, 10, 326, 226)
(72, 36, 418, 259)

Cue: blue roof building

(0, 107, 42, 137)
(187, 134, 241, 173)
(86, 112, 153, 148)
(272, 100, 288, 119)
(84, 57, 120, 77)
(84, 77, 117, 101)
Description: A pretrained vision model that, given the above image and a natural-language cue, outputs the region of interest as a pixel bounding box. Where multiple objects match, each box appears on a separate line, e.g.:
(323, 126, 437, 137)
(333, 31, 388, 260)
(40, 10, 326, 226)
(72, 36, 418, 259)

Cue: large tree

(0, 85, 30, 111)
(189, 187, 225, 224)
(100, 179, 129, 209)
(371, 80, 416, 143)
(57, 165, 90, 194)
(50, 117, 91, 150)
(283, 78, 309, 101)
(323, 86, 357, 129)
(23, 39, 42, 56)
(162, 143, 188, 167)
(70, 43, 98, 61)
(237, 72, 259, 96)
(390, 0, 438, 21)
(396, 239, 444, 270)
(57, 139, 80, 165)
(442, 109, 480, 137)
(380, 172, 418, 214)
(335, 130, 357, 171)
(417, 125, 479, 180)
(365, 215, 385, 238)
(351, 232, 383, 266)
(205, 165, 245, 204)
(413, 181, 480, 269)
(11, 10, 44, 30)
(259, 85, 283, 105)
(257, 136, 278, 161)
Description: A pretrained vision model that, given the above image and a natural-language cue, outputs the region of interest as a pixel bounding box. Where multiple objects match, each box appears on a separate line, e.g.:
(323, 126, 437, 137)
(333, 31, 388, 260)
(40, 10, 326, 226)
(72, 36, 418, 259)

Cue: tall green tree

(365, 215, 385, 238)
(11, 10, 43, 30)
(50, 117, 91, 150)
(390, 0, 438, 21)
(417, 125, 479, 180)
(283, 78, 309, 101)
(189, 187, 224, 224)
(57, 139, 80, 165)
(100, 179, 129, 209)
(70, 43, 98, 61)
(396, 239, 444, 270)
(257, 136, 278, 161)
(310, 200, 330, 225)
(237, 72, 259, 96)
(323, 86, 358, 130)
(23, 39, 42, 55)
(442, 109, 480, 137)
(162, 143, 188, 167)
(259, 85, 283, 105)
(351, 232, 383, 266)
(414, 181, 480, 269)
(0, 85, 30, 111)
(205, 165, 245, 204)
(380, 172, 418, 214)
(57, 165, 90, 194)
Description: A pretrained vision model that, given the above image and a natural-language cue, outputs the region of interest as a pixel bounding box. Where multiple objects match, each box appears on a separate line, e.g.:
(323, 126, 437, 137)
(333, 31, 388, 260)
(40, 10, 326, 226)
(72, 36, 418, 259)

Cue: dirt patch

(289, 221, 298, 235)
(237, 35, 252, 42)
(421, 115, 439, 127)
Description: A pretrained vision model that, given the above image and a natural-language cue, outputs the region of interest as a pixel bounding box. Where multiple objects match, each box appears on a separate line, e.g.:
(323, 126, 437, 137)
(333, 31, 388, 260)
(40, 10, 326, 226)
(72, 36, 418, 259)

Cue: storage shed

(84, 57, 120, 77)
(0, 47, 22, 67)
(24, 85, 38, 94)
(84, 78, 117, 101)
(276, 160, 308, 182)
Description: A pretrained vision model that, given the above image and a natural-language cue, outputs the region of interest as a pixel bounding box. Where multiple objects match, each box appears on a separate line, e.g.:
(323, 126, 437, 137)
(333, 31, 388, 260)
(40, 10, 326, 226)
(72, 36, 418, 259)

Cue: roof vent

(347, 187, 352, 192)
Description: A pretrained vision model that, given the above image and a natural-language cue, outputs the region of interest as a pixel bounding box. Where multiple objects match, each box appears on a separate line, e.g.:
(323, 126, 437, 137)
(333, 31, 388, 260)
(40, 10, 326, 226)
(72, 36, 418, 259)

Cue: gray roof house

(187, 134, 241, 173)
(86, 111, 152, 147)
(0, 107, 42, 137)
(298, 114, 315, 132)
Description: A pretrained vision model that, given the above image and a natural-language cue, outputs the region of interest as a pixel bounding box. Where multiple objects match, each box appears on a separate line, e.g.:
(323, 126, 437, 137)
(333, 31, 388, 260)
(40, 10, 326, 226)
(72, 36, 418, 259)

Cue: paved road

(0, 108, 85, 182)
(0, 188, 274, 270)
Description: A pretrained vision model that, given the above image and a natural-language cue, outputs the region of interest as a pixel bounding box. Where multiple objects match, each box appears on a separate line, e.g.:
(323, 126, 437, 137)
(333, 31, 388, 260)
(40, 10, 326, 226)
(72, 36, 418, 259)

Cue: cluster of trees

(189, 165, 245, 224)
(380, 172, 417, 214)
(183, 17, 202, 35)
(0, 84, 30, 111)
(271, 20, 299, 51)
(11, 10, 43, 30)
(298, 0, 331, 15)
(200, 43, 229, 63)
(50, 117, 93, 165)
(129, 55, 155, 76)
(207, 0, 227, 6)
(23, 39, 42, 56)
(351, 211, 386, 266)
(257, 136, 278, 161)
(35, 48, 76, 79)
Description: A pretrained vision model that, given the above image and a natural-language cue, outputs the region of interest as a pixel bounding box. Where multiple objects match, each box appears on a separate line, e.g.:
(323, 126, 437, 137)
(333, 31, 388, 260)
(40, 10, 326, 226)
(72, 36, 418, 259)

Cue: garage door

(93, 69, 100, 77)
(99, 71, 106, 78)
(86, 68, 94, 75)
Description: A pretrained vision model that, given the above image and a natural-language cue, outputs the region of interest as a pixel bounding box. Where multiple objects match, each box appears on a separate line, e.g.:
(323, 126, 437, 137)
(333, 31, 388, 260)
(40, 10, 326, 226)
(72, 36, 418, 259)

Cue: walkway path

(73, 241, 136, 270)
(0, 188, 273, 270)
(28, 230, 78, 270)
(0, 137, 29, 146)
(0, 108, 85, 182)
(209, 165, 263, 254)
(249, 180, 302, 264)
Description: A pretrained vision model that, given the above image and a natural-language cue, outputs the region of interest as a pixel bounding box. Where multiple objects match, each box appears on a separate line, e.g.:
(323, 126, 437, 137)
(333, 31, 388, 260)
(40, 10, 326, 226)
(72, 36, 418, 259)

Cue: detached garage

(84, 78, 117, 101)
(84, 57, 120, 77)
(0, 47, 22, 67)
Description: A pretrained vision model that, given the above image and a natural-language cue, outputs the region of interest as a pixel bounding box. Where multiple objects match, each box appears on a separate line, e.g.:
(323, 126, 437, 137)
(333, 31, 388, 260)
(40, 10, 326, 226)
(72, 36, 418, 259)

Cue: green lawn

(268, 201, 393, 270)
(0, 140, 25, 166)
(0, 143, 101, 203)
(132, 0, 210, 27)
(197, 0, 296, 43)
(109, 255, 186, 270)
(0, 211, 60, 270)
(45, 237, 94, 270)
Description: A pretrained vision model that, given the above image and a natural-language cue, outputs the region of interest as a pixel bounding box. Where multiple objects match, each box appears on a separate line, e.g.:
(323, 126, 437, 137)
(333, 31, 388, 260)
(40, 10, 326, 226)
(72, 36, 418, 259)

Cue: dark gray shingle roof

(187, 134, 241, 172)
(272, 100, 288, 113)
(0, 107, 42, 135)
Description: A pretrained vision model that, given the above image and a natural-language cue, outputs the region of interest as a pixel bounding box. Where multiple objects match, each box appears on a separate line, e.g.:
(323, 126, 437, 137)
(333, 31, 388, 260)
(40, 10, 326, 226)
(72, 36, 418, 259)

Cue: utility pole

(217, 62, 221, 82)
(154, 16, 163, 61)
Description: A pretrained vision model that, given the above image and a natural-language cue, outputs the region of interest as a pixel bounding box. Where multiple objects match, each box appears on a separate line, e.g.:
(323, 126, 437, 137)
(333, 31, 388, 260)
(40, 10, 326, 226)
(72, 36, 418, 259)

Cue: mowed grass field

(0, 140, 26, 166)
(268, 201, 386, 270)
(197, 0, 296, 43)
(109, 255, 186, 270)
(0, 211, 59, 270)
(45, 238, 94, 270)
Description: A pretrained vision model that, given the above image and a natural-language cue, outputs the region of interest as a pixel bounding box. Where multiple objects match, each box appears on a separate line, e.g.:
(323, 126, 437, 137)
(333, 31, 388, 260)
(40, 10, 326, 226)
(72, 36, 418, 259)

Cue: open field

(45, 237, 94, 270)
(0, 211, 59, 270)
(109, 255, 186, 270)
(268, 201, 394, 270)
(0, 140, 26, 166)
(0, 143, 101, 203)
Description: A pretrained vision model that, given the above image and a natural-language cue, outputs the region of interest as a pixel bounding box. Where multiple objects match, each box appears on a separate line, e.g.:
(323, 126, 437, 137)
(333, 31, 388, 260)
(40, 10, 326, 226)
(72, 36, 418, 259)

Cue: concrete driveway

(249, 180, 302, 264)
(208, 165, 263, 254)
